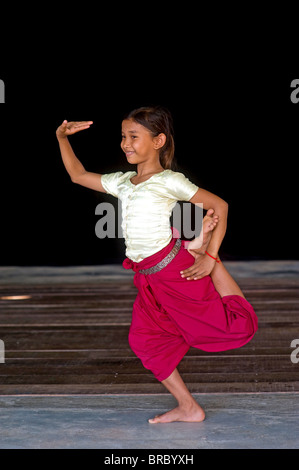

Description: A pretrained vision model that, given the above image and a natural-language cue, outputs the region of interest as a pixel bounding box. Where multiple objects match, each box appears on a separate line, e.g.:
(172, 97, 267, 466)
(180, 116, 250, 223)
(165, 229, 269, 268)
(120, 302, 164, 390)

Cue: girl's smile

(125, 151, 135, 158)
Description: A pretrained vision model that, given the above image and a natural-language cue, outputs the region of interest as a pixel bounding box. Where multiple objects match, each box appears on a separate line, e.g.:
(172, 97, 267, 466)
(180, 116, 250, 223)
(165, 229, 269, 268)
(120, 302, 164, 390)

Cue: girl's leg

(149, 210, 245, 424)
(149, 264, 246, 424)
(148, 368, 205, 424)
(210, 259, 246, 299)
(195, 208, 246, 299)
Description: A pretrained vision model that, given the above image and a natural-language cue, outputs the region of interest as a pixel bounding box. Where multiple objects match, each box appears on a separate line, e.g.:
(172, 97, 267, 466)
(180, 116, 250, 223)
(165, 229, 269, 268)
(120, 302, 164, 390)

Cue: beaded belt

(138, 238, 181, 275)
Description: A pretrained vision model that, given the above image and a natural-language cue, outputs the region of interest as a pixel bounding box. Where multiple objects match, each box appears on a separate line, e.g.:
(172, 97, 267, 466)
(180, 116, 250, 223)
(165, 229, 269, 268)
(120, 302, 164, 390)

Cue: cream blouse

(101, 169, 199, 262)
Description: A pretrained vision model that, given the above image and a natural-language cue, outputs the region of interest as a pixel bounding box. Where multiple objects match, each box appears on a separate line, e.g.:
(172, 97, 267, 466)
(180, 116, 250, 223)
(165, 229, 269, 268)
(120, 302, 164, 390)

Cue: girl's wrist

(204, 244, 218, 258)
(56, 132, 67, 141)
(205, 251, 220, 263)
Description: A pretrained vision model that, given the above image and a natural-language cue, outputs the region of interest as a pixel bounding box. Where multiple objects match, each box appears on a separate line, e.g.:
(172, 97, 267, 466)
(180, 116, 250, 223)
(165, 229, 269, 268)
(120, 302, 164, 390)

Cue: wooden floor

(0, 278, 298, 394)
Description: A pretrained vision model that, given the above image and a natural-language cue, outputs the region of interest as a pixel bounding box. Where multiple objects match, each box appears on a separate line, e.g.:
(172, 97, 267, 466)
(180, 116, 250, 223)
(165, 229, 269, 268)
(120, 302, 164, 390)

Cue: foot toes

(148, 417, 160, 424)
(148, 413, 161, 423)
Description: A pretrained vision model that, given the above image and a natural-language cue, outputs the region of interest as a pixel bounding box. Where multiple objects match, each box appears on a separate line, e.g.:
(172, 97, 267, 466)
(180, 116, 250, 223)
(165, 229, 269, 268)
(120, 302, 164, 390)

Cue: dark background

(0, 50, 297, 265)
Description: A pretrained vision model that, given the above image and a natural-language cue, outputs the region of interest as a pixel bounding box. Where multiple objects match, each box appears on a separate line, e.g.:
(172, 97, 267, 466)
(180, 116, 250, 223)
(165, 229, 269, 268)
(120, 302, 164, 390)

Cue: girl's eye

(121, 135, 137, 139)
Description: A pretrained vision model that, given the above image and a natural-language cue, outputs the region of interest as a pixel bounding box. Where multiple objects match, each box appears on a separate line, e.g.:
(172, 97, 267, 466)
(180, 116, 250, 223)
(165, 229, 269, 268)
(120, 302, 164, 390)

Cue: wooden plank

(0, 355, 295, 374)
(0, 372, 297, 387)
(1, 312, 298, 326)
(0, 326, 298, 347)
(4, 346, 294, 359)
(0, 381, 298, 395)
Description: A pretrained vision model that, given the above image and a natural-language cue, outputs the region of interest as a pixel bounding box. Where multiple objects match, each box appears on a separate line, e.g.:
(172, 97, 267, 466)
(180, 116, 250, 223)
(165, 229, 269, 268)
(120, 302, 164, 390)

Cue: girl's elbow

(206, 198, 228, 214)
(222, 200, 229, 211)
(217, 200, 228, 215)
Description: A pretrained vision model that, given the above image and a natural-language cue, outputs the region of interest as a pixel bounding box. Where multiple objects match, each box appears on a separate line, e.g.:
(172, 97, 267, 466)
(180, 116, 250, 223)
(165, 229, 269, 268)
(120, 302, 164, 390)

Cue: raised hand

(56, 120, 93, 139)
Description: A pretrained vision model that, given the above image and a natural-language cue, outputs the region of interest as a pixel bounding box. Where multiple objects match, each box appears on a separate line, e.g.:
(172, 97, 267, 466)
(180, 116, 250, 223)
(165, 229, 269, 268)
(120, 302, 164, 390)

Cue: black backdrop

(0, 60, 297, 265)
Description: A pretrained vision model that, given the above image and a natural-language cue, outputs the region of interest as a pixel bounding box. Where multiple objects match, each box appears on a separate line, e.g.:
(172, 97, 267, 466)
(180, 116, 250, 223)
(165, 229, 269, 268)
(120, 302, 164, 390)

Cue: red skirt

(123, 238, 258, 382)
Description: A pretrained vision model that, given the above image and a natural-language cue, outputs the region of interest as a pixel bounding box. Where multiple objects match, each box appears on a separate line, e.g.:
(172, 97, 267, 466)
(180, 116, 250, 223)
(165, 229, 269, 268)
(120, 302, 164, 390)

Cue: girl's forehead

(122, 119, 149, 134)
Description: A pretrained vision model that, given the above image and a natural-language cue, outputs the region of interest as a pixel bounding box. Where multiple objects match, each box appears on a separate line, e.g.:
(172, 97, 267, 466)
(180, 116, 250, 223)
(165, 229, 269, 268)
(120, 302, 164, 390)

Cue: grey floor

(0, 393, 298, 449)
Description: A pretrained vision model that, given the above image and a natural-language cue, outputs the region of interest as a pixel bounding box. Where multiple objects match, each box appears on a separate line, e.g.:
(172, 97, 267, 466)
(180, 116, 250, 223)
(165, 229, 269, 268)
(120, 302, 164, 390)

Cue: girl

(56, 106, 258, 424)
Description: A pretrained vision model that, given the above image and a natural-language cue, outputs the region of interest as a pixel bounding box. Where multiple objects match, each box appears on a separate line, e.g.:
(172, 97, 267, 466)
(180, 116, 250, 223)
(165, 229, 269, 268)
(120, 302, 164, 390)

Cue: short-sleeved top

(101, 169, 199, 262)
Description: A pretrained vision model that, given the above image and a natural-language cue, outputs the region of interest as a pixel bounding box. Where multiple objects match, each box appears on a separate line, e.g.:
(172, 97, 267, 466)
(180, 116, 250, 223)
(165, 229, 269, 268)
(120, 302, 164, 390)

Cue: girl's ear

(153, 133, 166, 150)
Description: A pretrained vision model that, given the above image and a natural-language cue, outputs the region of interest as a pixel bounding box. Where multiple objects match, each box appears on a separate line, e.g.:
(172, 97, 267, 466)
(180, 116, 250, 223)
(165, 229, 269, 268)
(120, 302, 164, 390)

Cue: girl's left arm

(181, 188, 229, 280)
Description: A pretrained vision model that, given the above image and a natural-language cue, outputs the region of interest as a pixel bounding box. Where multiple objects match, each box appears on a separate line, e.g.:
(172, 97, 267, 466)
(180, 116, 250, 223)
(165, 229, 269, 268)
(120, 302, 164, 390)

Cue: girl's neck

(135, 162, 165, 177)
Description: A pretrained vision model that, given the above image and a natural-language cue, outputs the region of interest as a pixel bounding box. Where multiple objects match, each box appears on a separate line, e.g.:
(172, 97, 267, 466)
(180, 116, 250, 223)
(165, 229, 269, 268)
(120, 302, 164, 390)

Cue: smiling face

(121, 119, 163, 166)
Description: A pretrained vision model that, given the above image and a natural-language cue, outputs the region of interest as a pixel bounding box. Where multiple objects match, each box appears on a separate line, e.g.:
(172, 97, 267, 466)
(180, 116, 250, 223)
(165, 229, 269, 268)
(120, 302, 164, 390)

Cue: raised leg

(210, 259, 246, 299)
(190, 209, 246, 299)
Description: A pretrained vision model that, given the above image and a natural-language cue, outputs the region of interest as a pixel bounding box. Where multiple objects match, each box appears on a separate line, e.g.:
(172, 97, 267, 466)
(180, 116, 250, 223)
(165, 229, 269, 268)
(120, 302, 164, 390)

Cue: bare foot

(187, 208, 219, 254)
(148, 401, 205, 424)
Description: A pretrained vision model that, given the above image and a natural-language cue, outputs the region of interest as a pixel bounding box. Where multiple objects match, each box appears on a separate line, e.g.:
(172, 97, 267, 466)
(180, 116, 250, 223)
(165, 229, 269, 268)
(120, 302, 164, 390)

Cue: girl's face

(121, 119, 159, 165)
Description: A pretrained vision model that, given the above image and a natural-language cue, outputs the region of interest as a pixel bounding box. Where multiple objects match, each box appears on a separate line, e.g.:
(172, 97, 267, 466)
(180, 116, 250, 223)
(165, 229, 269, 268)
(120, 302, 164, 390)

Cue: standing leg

(148, 368, 205, 423)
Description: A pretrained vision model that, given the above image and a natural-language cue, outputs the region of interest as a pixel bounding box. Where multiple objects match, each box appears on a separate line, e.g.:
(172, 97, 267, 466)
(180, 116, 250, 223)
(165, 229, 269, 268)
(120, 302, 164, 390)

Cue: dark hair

(124, 106, 176, 170)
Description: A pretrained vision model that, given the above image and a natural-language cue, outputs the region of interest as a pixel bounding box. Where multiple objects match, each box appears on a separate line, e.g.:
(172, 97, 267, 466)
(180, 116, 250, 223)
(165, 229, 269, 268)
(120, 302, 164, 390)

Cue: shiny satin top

(100, 169, 199, 262)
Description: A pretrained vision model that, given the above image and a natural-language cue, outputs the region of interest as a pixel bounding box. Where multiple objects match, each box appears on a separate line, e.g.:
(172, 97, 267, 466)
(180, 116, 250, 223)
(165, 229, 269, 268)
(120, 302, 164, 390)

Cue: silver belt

(138, 238, 181, 275)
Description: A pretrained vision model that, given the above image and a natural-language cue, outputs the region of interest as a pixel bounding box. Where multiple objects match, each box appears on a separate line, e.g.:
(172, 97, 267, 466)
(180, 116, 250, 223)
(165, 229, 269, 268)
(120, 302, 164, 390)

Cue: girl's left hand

(180, 250, 216, 280)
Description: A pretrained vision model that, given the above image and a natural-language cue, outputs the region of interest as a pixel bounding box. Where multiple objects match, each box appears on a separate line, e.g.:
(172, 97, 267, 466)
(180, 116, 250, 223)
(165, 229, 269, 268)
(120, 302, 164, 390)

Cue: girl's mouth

(125, 151, 135, 157)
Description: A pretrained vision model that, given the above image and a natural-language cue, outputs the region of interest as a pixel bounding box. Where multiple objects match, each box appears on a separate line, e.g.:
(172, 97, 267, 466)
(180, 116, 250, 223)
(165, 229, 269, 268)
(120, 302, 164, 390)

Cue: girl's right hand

(56, 120, 93, 139)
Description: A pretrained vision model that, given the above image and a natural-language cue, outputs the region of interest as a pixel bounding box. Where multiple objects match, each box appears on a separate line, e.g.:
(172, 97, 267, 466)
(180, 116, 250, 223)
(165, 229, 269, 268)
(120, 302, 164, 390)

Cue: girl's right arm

(56, 120, 106, 193)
